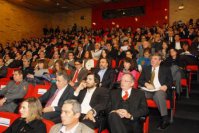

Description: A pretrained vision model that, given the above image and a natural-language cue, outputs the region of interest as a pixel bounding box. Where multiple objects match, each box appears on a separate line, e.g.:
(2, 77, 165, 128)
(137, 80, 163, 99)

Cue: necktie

(72, 70, 79, 83)
(122, 91, 129, 101)
(150, 68, 155, 87)
(45, 89, 60, 107)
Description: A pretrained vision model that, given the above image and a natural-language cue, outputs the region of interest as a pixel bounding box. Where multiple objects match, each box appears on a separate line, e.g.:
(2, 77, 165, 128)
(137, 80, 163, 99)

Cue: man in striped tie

(108, 73, 148, 133)
(39, 71, 75, 123)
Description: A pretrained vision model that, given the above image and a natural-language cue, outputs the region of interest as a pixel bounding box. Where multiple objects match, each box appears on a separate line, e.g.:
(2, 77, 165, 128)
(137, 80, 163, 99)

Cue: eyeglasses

(121, 80, 132, 83)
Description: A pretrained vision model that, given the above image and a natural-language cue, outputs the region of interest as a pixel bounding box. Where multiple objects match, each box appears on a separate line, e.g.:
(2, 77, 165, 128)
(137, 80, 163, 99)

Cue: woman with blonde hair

(4, 98, 46, 133)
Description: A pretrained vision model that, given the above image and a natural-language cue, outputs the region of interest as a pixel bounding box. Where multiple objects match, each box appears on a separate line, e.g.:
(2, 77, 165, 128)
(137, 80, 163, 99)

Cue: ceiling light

(56, 2, 60, 6)
(178, 4, 184, 10)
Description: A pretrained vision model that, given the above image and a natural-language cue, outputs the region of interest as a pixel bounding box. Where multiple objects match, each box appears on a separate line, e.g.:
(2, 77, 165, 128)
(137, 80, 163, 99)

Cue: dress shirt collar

(122, 88, 132, 97)
(60, 122, 79, 133)
(87, 87, 96, 93)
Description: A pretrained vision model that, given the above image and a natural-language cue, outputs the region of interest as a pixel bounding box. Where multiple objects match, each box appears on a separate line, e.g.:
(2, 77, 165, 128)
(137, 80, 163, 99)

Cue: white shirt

(98, 68, 107, 82)
(81, 87, 96, 114)
(175, 42, 182, 50)
(60, 122, 79, 133)
(51, 84, 68, 107)
(152, 66, 161, 90)
(121, 88, 132, 98)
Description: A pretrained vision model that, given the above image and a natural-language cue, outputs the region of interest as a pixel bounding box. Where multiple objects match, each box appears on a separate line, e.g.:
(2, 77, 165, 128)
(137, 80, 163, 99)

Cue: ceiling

(6, 0, 119, 13)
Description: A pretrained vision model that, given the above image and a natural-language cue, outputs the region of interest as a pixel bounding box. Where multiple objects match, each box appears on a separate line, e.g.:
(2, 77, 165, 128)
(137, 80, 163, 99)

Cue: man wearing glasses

(108, 73, 148, 133)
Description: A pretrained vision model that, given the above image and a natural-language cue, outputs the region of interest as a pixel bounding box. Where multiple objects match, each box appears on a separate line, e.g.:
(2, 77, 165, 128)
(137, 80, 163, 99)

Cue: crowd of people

(0, 18, 199, 133)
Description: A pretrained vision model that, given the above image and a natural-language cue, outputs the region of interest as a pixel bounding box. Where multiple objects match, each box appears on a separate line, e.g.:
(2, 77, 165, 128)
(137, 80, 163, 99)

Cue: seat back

(42, 119, 55, 133)
(6, 68, 14, 78)
(33, 84, 51, 98)
(23, 84, 35, 99)
(0, 112, 20, 132)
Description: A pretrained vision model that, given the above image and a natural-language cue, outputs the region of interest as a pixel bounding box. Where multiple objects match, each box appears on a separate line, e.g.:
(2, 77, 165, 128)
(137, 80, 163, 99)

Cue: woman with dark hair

(4, 98, 46, 133)
(163, 48, 185, 95)
(117, 58, 139, 88)
(49, 59, 65, 83)
(99, 49, 113, 68)
(82, 50, 94, 71)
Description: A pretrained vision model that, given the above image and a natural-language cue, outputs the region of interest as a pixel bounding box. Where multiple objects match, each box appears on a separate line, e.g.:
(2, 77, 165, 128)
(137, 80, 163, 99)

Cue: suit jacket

(39, 83, 74, 112)
(138, 65, 173, 90)
(49, 122, 94, 133)
(0, 65, 8, 78)
(170, 41, 183, 50)
(109, 88, 148, 121)
(75, 87, 109, 114)
(94, 68, 115, 89)
(4, 118, 46, 133)
(21, 66, 34, 79)
(0, 80, 28, 112)
(70, 67, 88, 87)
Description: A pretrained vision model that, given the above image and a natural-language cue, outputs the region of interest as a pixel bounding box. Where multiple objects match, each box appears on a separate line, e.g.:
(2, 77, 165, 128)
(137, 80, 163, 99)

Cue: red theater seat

(42, 119, 55, 133)
(0, 112, 20, 132)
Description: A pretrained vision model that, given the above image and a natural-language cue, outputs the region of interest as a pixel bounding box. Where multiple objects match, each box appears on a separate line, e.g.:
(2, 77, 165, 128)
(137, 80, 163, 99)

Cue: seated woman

(91, 42, 102, 60)
(161, 41, 169, 60)
(99, 49, 113, 68)
(163, 48, 185, 95)
(117, 58, 139, 88)
(50, 59, 65, 83)
(82, 50, 94, 71)
(4, 97, 46, 133)
(27, 59, 49, 84)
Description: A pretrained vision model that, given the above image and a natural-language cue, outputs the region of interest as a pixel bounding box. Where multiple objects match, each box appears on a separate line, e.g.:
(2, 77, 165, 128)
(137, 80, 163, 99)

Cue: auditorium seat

(0, 112, 20, 132)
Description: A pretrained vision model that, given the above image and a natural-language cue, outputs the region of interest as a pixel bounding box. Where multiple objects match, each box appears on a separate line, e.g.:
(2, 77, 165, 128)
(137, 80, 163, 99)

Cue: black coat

(39, 83, 74, 112)
(138, 65, 173, 90)
(4, 118, 46, 133)
(94, 68, 116, 89)
(109, 88, 148, 121)
(75, 87, 109, 114)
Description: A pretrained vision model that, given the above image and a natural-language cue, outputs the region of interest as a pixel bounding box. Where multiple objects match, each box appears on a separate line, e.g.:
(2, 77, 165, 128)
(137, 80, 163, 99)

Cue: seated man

(39, 71, 74, 123)
(138, 53, 173, 130)
(0, 57, 7, 78)
(94, 58, 115, 89)
(69, 58, 88, 88)
(108, 73, 148, 133)
(50, 99, 94, 133)
(0, 69, 28, 112)
(74, 73, 109, 129)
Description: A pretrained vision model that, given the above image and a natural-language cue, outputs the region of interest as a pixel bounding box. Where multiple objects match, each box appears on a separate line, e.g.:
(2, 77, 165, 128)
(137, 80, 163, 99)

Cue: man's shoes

(157, 120, 170, 130)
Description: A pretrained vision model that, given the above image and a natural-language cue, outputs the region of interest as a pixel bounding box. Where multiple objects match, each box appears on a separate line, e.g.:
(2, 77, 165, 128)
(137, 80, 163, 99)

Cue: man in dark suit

(94, 58, 115, 89)
(82, 38, 95, 56)
(139, 53, 173, 130)
(108, 73, 148, 133)
(74, 73, 109, 129)
(69, 58, 88, 88)
(171, 34, 183, 51)
(39, 71, 74, 123)
(21, 57, 34, 79)
(0, 58, 7, 78)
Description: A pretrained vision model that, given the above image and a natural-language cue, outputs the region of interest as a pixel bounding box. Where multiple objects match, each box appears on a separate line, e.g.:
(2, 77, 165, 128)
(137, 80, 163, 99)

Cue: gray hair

(57, 71, 69, 81)
(63, 99, 81, 114)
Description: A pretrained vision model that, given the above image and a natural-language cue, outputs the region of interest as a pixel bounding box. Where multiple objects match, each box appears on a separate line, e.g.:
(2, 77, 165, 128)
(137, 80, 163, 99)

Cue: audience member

(50, 99, 94, 133)
(4, 98, 46, 133)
